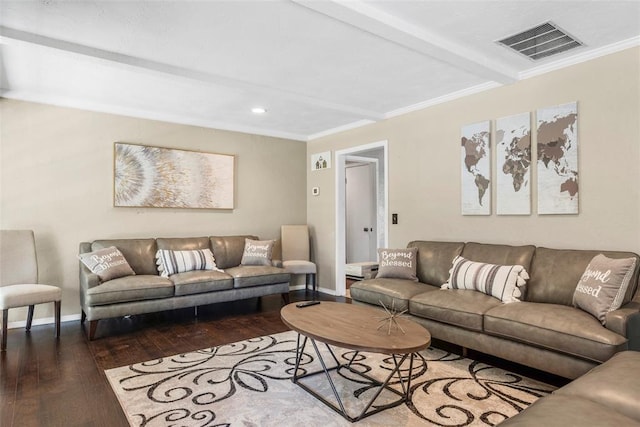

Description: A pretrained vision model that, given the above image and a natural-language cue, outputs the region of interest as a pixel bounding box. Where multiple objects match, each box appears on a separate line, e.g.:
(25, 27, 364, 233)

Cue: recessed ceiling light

(251, 107, 267, 114)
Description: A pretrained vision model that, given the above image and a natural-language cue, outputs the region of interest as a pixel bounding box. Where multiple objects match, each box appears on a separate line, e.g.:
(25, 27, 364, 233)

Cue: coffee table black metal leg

(323, 342, 341, 366)
(406, 352, 415, 397)
(391, 354, 409, 397)
(310, 338, 349, 416)
(292, 333, 308, 382)
(353, 352, 410, 420)
(290, 336, 417, 422)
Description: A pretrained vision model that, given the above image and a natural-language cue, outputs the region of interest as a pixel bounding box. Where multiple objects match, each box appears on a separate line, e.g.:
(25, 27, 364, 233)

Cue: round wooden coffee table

(281, 301, 431, 422)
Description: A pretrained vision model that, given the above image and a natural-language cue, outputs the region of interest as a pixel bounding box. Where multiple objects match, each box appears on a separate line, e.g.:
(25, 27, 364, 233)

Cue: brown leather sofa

(350, 241, 640, 379)
(500, 350, 640, 426)
(79, 235, 290, 340)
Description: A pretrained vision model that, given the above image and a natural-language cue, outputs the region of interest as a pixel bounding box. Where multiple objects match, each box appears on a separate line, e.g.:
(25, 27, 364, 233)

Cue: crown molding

(519, 36, 640, 80)
(307, 119, 375, 141)
(385, 82, 503, 119)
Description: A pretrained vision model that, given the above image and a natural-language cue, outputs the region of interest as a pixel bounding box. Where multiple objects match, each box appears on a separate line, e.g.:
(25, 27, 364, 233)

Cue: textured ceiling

(1, 1, 639, 141)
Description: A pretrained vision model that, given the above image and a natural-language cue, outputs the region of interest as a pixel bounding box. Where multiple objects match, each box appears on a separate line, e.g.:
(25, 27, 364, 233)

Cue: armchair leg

(54, 301, 61, 338)
(2, 309, 7, 351)
(26, 305, 35, 332)
(306, 273, 316, 293)
(281, 292, 290, 305)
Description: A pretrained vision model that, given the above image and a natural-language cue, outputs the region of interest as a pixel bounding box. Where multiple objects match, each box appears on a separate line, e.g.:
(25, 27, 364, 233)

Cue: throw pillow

(573, 254, 637, 325)
(376, 248, 418, 281)
(441, 256, 529, 303)
(240, 239, 275, 266)
(156, 248, 221, 278)
(78, 246, 136, 282)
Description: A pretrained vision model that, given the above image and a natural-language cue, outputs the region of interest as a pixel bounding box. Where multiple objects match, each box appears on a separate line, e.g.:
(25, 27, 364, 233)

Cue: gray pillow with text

(573, 254, 637, 325)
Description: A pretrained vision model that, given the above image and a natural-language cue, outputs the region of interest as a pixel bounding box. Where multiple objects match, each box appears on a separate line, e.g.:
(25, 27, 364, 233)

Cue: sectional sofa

(350, 241, 640, 379)
(501, 350, 640, 426)
(79, 235, 290, 340)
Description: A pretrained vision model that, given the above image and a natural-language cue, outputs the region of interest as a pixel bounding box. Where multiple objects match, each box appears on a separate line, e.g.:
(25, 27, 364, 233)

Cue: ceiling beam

(292, 0, 518, 84)
(0, 26, 385, 121)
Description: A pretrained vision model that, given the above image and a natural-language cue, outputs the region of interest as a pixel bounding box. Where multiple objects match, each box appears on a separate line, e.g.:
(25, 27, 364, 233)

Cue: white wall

(308, 47, 640, 293)
(0, 99, 307, 322)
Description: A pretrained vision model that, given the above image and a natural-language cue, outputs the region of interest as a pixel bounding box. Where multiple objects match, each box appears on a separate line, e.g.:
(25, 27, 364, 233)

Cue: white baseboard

(289, 284, 341, 296)
(6, 313, 81, 330)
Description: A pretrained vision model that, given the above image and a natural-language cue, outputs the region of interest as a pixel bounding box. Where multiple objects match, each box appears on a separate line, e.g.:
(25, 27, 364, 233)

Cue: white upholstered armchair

(0, 230, 62, 351)
(281, 225, 317, 293)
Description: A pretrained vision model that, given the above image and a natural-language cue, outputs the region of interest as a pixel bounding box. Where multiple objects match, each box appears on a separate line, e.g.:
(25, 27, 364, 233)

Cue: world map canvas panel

(114, 143, 235, 209)
(461, 121, 491, 215)
(537, 102, 579, 214)
(496, 112, 531, 215)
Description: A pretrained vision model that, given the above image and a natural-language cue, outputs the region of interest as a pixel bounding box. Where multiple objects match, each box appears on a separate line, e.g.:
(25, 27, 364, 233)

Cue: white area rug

(106, 331, 554, 426)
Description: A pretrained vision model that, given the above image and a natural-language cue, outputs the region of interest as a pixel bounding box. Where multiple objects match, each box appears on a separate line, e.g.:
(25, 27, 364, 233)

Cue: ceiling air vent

(497, 21, 583, 60)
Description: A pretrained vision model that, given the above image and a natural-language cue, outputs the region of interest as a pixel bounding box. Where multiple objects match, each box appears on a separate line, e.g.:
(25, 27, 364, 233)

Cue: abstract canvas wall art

(536, 102, 579, 214)
(114, 143, 235, 209)
(496, 112, 531, 215)
(461, 121, 491, 215)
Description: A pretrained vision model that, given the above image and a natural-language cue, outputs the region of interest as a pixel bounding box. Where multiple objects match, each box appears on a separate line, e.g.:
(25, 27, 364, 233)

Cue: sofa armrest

(79, 242, 100, 292)
(606, 301, 640, 350)
(79, 264, 100, 291)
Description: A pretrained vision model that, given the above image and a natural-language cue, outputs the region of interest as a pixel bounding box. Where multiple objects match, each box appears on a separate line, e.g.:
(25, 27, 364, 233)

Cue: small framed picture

(311, 151, 331, 171)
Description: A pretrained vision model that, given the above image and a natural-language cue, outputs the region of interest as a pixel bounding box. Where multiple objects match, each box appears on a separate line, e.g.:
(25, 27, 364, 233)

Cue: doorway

(335, 141, 388, 297)
(345, 157, 378, 263)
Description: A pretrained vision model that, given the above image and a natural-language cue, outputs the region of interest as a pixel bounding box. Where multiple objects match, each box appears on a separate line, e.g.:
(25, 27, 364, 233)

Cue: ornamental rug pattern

(105, 331, 554, 427)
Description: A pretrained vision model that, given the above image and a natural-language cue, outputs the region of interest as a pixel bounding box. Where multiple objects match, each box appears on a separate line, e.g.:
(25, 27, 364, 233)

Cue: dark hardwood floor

(1, 291, 568, 426)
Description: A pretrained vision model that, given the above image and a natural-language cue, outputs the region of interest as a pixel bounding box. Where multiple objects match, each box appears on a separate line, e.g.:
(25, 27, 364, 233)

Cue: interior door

(345, 162, 376, 263)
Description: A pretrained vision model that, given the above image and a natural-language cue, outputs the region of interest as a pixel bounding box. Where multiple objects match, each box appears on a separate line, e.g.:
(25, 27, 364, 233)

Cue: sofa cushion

(573, 254, 637, 325)
(351, 279, 436, 312)
(86, 275, 173, 306)
(499, 394, 640, 427)
(78, 246, 135, 282)
(240, 239, 275, 266)
(91, 239, 158, 275)
(554, 351, 640, 422)
(210, 235, 258, 269)
(460, 242, 535, 271)
(407, 241, 464, 286)
(484, 302, 628, 363)
(410, 289, 503, 332)
(225, 265, 289, 288)
(156, 237, 210, 251)
(527, 247, 640, 306)
(169, 270, 234, 296)
(442, 256, 529, 303)
(156, 248, 222, 278)
(376, 248, 418, 281)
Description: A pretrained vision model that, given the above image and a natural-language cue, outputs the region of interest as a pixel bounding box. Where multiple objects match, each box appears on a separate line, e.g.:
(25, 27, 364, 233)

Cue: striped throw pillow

(155, 248, 222, 278)
(441, 256, 529, 303)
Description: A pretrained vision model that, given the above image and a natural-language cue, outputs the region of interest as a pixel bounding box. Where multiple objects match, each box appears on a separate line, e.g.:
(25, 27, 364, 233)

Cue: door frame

(335, 140, 388, 296)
